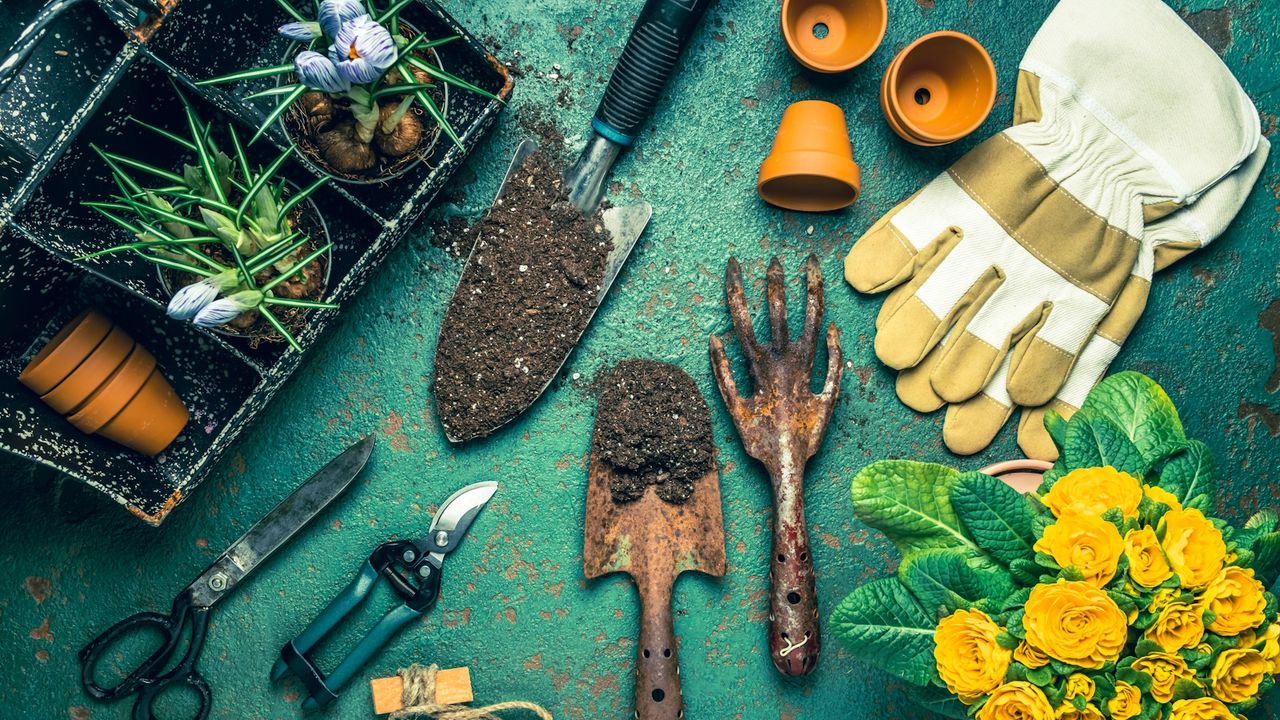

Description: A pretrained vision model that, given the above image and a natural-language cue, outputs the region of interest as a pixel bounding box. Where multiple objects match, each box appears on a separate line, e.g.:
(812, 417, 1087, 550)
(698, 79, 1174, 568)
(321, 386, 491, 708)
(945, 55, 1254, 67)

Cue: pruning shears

(271, 481, 498, 711)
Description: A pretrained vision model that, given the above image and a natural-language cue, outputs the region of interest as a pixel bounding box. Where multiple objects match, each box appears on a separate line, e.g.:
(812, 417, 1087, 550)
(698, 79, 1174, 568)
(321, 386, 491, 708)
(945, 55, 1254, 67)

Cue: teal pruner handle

(271, 560, 379, 681)
(299, 603, 422, 712)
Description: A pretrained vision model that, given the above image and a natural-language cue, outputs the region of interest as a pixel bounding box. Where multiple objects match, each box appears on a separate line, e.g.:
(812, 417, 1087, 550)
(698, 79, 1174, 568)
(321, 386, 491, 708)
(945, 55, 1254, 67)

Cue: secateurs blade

(271, 481, 498, 711)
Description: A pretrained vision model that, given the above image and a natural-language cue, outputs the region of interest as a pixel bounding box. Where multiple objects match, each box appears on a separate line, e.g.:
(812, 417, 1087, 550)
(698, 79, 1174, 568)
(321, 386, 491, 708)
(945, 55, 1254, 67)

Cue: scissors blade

(186, 435, 374, 607)
(424, 481, 498, 555)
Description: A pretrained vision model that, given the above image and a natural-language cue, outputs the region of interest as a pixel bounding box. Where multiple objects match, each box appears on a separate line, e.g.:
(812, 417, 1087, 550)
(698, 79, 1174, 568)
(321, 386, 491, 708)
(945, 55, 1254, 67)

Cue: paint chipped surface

(0, 0, 1277, 718)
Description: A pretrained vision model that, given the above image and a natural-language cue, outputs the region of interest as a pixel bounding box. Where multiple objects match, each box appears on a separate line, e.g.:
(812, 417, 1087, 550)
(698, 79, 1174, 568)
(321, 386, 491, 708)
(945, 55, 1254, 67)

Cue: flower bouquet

(832, 372, 1280, 720)
(81, 86, 335, 351)
(198, 0, 501, 180)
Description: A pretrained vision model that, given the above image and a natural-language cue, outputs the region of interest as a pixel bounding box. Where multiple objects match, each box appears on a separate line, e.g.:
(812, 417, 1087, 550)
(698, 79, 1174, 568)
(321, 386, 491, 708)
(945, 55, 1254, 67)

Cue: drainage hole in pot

(787, 591, 802, 604)
(915, 88, 932, 105)
(652, 689, 665, 703)
(812, 22, 829, 39)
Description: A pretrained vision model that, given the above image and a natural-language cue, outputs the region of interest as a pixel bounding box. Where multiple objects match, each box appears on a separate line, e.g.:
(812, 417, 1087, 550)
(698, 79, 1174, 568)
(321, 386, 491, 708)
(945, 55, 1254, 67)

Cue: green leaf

(830, 579, 936, 686)
(273, 0, 306, 22)
(405, 55, 501, 101)
(236, 145, 295, 224)
(1253, 533, 1280, 587)
(1044, 409, 1069, 453)
(251, 85, 308, 145)
(1078, 371, 1186, 464)
(197, 64, 296, 87)
(1009, 558, 1040, 586)
(1158, 440, 1217, 513)
(907, 685, 968, 720)
(951, 472, 1037, 565)
(1246, 509, 1278, 533)
(1063, 412, 1147, 476)
(257, 305, 302, 352)
(850, 461, 982, 558)
(899, 549, 1012, 617)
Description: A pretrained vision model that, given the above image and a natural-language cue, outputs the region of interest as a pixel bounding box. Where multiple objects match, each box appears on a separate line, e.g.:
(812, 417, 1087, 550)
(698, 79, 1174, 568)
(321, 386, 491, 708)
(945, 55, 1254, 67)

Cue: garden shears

(272, 480, 499, 710)
(76, 435, 374, 720)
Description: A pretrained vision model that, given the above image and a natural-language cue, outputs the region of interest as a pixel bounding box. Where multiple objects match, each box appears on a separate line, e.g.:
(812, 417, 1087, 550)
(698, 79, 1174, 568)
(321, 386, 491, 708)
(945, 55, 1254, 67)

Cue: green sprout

(80, 85, 336, 352)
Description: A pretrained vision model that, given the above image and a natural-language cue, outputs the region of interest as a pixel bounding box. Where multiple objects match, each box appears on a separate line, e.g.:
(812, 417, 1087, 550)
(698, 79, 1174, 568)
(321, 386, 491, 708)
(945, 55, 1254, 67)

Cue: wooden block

(371, 667, 474, 714)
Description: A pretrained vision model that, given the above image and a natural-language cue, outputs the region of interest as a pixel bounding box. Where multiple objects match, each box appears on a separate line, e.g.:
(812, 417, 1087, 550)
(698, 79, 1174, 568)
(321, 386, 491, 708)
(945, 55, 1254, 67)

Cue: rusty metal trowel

(584, 416, 725, 720)
(437, 0, 714, 442)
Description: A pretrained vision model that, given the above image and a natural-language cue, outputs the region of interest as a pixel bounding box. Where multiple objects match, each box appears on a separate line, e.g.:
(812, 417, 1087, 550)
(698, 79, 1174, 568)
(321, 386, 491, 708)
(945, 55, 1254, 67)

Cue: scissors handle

(79, 593, 212, 720)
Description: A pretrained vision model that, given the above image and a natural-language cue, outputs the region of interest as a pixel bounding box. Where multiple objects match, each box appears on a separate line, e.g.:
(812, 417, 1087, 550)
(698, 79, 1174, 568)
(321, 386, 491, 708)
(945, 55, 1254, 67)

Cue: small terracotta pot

(782, 0, 887, 73)
(96, 367, 189, 456)
(18, 309, 113, 395)
(980, 459, 1053, 495)
(39, 326, 134, 415)
(758, 100, 862, 212)
(882, 31, 996, 146)
(67, 344, 157, 435)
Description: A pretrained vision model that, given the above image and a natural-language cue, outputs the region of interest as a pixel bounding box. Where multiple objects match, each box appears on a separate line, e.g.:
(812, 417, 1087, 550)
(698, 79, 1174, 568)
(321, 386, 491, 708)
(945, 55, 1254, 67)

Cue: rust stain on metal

(1239, 400, 1280, 438)
(1261, 299, 1280, 393)
(1182, 7, 1234, 53)
(29, 618, 52, 641)
(709, 255, 842, 677)
(23, 576, 51, 604)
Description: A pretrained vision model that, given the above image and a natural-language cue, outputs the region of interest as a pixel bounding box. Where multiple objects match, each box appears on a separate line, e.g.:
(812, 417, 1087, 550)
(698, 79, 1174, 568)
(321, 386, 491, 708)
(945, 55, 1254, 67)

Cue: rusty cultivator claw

(709, 255, 843, 677)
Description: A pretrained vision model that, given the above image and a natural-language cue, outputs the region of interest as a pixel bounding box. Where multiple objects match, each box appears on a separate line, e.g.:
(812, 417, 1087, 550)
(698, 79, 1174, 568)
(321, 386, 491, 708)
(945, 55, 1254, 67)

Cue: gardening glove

(896, 137, 1271, 459)
(845, 0, 1262, 419)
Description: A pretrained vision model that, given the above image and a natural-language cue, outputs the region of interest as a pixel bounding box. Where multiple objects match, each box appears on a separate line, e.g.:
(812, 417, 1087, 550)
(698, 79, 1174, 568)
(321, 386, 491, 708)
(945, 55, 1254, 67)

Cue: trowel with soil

(432, 0, 714, 443)
(584, 360, 725, 720)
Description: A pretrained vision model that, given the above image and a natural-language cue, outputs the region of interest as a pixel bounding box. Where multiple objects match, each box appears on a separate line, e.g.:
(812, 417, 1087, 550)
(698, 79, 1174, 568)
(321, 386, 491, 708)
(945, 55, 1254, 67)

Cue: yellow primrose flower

(1210, 648, 1267, 703)
(977, 682, 1055, 720)
(1023, 580, 1127, 669)
(1146, 602, 1206, 652)
(1200, 566, 1267, 636)
(1043, 467, 1142, 519)
(1034, 515, 1123, 587)
(1125, 526, 1174, 588)
(1258, 623, 1279, 667)
(1107, 681, 1142, 720)
(1054, 704, 1103, 720)
(1148, 587, 1181, 613)
(1013, 640, 1049, 669)
(1160, 508, 1226, 588)
(1170, 697, 1240, 720)
(1132, 652, 1197, 703)
(933, 609, 1012, 704)
(1143, 484, 1182, 510)
(1064, 673, 1095, 702)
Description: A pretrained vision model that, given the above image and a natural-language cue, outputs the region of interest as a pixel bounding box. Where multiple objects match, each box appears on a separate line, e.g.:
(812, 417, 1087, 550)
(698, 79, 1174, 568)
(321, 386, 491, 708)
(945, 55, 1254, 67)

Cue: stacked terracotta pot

(18, 310, 188, 456)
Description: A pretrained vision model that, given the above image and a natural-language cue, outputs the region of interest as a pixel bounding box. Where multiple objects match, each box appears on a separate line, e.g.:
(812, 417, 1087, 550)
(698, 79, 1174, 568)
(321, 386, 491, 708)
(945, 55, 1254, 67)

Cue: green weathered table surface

(3, 0, 1278, 718)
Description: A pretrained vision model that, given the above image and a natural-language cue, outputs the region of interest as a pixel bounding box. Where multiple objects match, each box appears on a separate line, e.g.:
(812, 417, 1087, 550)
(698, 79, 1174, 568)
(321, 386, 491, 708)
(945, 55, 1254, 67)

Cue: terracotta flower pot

(980, 458, 1053, 495)
(781, 0, 887, 73)
(758, 100, 862, 212)
(67, 344, 157, 435)
(881, 31, 997, 146)
(18, 309, 113, 395)
(95, 367, 189, 456)
(39, 325, 134, 415)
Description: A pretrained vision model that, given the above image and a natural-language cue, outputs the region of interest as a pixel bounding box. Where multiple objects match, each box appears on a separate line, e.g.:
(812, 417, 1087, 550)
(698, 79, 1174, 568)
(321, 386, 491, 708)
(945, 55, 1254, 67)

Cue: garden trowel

(435, 0, 714, 442)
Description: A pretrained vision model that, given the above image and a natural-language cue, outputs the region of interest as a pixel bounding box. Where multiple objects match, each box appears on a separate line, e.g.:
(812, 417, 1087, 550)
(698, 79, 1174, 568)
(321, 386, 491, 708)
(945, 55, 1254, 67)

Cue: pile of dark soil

(593, 360, 714, 505)
(433, 149, 610, 441)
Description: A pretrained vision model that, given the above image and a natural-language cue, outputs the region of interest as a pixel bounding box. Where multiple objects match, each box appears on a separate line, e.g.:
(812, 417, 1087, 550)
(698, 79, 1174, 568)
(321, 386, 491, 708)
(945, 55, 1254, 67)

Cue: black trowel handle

(592, 0, 715, 146)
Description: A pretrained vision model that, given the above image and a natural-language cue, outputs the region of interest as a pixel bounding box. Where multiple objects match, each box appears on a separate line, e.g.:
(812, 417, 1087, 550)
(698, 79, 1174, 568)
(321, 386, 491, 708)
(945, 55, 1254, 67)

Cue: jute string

(388, 664, 553, 720)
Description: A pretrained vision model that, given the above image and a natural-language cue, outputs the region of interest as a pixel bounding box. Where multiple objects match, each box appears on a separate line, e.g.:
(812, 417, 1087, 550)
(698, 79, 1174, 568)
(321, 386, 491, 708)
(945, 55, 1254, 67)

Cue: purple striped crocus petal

(193, 291, 263, 328)
(294, 50, 350, 93)
(333, 16, 397, 84)
(317, 0, 365, 39)
(166, 277, 220, 320)
(278, 21, 321, 42)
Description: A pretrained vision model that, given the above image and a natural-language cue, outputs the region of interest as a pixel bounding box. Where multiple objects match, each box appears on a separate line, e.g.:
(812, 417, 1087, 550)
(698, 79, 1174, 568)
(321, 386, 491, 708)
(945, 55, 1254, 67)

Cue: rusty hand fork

(709, 255, 843, 676)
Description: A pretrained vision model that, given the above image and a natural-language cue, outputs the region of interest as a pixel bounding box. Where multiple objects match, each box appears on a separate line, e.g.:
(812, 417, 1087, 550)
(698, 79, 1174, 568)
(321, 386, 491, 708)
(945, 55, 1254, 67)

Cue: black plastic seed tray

(0, 0, 512, 523)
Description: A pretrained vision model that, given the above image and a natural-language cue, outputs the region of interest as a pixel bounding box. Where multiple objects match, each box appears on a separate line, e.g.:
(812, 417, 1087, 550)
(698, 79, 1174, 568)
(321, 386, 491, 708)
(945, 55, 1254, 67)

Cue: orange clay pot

(96, 367, 188, 456)
(39, 325, 134, 415)
(18, 309, 113, 395)
(758, 100, 861, 212)
(67, 343, 157, 435)
(782, 0, 887, 73)
(882, 31, 996, 146)
(980, 459, 1052, 495)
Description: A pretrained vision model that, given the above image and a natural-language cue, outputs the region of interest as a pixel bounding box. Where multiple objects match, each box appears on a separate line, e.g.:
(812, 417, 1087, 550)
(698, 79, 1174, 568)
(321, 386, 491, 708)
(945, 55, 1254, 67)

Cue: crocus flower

(279, 21, 322, 42)
(330, 16, 397, 85)
(166, 270, 239, 321)
(194, 290, 264, 328)
(294, 50, 350, 94)
(317, 0, 365, 39)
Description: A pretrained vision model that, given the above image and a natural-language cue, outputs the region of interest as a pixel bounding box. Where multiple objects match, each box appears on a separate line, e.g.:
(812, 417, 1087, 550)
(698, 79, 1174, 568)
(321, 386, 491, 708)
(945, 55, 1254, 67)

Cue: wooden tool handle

(767, 469, 820, 676)
(635, 575, 682, 720)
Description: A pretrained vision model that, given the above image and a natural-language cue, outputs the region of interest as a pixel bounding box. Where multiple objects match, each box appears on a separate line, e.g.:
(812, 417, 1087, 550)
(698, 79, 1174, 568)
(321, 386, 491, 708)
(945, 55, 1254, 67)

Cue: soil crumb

(433, 150, 610, 441)
(593, 360, 714, 505)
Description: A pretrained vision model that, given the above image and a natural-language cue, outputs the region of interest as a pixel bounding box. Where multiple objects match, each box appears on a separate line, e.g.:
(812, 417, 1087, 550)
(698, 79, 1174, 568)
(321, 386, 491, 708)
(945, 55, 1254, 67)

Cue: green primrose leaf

(830, 579, 936, 686)
(951, 472, 1038, 566)
(850, 461, 983, 559)
(1157, 440, 1217, 513)
(1077, 371, 1187, 465)
(1062, 411, 1147, 477)
(899, 549, 1013, 617)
